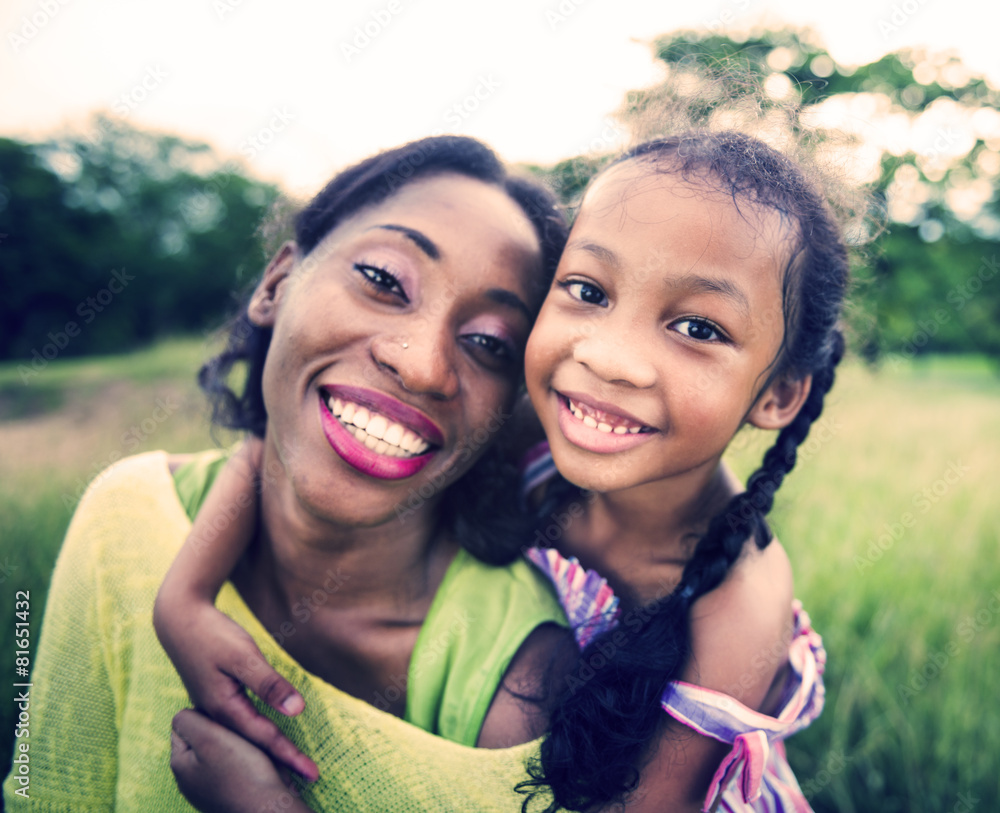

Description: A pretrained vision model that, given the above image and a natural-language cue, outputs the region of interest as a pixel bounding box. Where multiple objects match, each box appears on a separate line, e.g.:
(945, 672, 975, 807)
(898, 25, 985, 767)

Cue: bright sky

(2, 0, 998, 195)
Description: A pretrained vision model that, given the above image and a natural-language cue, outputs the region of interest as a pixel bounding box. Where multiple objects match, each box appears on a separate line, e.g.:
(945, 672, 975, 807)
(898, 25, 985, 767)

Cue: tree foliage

(0, 116, 278, 362)
(529, 28, 1000, 361)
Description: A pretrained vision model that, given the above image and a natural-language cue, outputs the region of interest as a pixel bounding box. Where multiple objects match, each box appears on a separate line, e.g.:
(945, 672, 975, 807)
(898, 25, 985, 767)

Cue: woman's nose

(571, 321, 657, 389)
(371, 327, 460, 400)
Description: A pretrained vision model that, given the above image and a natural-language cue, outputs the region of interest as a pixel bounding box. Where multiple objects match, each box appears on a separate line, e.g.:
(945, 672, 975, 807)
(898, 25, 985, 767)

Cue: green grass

(0, 341, 997, 811)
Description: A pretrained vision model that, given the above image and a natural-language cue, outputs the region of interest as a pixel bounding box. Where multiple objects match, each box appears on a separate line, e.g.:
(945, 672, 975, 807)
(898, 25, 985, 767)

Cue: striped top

(521, 443, 826, 813)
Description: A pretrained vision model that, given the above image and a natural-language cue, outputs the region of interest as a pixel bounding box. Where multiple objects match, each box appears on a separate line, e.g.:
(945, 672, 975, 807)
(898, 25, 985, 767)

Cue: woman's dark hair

(520, 131, 850, 811)
(198, 135, 568, 566)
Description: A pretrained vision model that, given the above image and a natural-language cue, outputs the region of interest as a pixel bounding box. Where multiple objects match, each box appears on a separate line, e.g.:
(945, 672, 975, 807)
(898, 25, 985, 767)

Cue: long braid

(518, 131, 851, 812)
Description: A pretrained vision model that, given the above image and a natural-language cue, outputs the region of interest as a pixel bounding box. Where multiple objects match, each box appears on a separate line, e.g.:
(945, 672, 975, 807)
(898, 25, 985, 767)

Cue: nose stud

(402, 341, 409, 349)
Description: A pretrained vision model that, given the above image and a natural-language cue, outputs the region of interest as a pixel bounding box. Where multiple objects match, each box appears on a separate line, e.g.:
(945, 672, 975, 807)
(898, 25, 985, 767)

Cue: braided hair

(198, 135, 568, 566)
(520, 131, 850, 811)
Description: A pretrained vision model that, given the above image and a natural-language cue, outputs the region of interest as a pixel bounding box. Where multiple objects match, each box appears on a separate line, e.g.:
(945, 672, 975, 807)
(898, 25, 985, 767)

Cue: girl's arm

(153, 439, 318, 782)
(609, 544, 795, 812)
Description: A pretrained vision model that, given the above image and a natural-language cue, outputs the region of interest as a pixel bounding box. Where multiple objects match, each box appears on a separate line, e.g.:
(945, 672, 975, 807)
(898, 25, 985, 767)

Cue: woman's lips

(318, 387, 440, 480)
(554, 390, 658, 454)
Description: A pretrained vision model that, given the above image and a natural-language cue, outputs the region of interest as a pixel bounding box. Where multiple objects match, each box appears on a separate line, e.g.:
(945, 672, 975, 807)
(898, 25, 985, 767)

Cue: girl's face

(251, 173, 544, 527)
(525, 159, 803, 494)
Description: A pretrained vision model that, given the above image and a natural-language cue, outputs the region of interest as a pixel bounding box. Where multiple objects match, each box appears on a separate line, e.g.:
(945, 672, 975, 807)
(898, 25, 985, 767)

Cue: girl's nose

(371, 328, 460, 400)
(571, 322, 657, 389)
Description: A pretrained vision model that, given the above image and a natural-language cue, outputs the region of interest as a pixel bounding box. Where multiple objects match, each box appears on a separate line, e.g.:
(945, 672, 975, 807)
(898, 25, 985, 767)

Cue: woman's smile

(318, 385, 443, 480)
(253, 172, 545, 524)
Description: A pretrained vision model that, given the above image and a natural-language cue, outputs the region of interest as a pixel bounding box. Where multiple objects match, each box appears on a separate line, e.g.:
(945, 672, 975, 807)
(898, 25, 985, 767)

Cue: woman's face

(251, 173, 544, 528)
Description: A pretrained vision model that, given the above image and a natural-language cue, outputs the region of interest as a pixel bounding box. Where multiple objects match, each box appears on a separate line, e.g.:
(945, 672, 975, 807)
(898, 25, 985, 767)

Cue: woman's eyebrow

(367, 224, 440, 260)
(486, 288, 532, 322)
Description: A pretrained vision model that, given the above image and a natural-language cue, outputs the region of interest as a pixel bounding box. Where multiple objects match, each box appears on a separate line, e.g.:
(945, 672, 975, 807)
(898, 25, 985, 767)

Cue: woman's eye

(355, 263, 408, 301)
(464, 334, 516, 366)
(673, 318, 725, 342)
(560, 280, 608, 307)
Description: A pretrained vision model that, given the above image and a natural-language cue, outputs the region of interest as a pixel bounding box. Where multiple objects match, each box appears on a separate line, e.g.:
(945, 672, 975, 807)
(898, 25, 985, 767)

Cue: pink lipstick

(318, 386, 441, 480)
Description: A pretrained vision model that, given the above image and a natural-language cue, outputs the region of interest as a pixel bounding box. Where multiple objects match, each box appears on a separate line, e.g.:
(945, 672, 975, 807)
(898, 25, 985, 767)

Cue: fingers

(209, 692, 319, 783)
(170, 709, 207, 775)
(238, 659, 305, 717)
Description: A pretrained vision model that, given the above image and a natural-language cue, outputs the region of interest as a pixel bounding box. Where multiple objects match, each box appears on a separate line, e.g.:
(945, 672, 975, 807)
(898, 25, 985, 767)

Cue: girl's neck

(562, 461, 740, 606)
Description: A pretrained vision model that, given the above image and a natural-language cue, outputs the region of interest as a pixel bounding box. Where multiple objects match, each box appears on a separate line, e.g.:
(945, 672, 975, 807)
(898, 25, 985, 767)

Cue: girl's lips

(318, 392, 438, 480)
(554, 391, 658, 455)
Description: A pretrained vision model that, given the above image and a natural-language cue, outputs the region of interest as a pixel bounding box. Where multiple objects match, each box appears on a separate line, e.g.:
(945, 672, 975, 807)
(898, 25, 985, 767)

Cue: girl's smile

(555, 389, 658, 454)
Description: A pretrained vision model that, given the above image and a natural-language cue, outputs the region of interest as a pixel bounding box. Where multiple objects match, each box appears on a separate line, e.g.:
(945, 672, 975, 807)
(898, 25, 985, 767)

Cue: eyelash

(356, 262, 516, 369)
(559, 279, 729, 344)
(671, 318, 729, 344)
(355, 262, 408, 302)
(558, 279, 608, 307)
(463, 333, 516, 366)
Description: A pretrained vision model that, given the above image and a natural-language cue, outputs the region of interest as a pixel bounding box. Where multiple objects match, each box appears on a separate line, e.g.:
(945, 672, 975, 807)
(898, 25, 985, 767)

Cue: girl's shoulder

(684, 538, 795, 712)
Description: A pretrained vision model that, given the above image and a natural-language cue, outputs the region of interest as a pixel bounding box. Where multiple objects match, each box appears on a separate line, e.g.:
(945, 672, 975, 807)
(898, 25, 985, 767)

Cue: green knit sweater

(3, 451, 564, 812)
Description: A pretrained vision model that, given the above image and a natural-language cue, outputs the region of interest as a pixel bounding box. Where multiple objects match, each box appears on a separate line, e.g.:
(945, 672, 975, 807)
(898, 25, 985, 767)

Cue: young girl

(163, 129, 848, 812)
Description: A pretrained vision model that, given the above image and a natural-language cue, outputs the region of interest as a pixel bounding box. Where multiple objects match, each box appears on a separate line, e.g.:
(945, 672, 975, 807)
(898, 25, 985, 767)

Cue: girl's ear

(747, 374, 812, 430)
(248, 242, 298, 328)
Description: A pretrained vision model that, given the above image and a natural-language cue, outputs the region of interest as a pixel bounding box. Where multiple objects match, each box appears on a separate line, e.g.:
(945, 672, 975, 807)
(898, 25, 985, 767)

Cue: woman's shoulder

(684, 539, 795, 711)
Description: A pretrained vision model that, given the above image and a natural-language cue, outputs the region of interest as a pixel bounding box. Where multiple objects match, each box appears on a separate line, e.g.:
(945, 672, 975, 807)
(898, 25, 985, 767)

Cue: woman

(2, 136, 572, 811)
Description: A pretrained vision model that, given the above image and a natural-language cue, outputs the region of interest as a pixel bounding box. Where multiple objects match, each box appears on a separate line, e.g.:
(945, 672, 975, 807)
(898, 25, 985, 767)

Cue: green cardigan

(3, 451, 565, 812)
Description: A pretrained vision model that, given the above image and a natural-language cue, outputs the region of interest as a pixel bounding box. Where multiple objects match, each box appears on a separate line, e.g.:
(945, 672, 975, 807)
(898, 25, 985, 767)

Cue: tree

(527, 28, 1000, 361)
(0, 116, 279, 362)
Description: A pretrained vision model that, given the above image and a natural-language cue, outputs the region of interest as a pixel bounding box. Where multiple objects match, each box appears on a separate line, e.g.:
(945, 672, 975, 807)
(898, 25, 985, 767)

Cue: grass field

(0, 338, 997, 811)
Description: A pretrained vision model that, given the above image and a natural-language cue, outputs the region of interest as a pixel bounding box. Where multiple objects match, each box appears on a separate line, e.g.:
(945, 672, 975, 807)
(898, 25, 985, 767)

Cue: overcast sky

(2, 0, 998, 194)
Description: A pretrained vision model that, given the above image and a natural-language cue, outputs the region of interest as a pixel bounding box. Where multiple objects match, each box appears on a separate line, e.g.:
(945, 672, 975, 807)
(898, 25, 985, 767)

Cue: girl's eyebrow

(566, 240, 750, 318)
(366, 224, 440, 260)
(668, 274, 751, 318)
(564, 240, 620, 270)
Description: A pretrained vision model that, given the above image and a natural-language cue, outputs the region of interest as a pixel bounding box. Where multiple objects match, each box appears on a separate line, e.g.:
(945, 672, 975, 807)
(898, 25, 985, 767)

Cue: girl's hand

(154, 594, 319, 782)
(170, 708, 314, 813)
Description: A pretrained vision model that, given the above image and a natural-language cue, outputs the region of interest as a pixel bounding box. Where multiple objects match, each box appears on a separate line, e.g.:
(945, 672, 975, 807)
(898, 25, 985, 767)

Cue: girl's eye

(559, 280, 608, 307)
(355, 263, 408, 301)
(672, 318, 726, 343)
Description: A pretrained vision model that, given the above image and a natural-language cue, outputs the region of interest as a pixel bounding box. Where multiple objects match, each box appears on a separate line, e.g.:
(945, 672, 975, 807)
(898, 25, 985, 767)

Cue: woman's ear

(248, 242, 298, 328)
(747, 374, 812, 430)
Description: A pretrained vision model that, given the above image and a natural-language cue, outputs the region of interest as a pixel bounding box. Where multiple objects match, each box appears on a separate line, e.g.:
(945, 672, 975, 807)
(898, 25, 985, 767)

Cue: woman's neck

(238, 444, 456, 623)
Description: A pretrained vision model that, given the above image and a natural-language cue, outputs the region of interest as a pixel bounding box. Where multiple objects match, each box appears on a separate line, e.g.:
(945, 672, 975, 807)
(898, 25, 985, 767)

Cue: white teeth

(384, 424, 404, 446)
(567, 396, 646, 435)
(352, 407, 370, 430)
(399, 430, 414, 452)
(329, 396, 435, 458)
(366, 414, 388, 440)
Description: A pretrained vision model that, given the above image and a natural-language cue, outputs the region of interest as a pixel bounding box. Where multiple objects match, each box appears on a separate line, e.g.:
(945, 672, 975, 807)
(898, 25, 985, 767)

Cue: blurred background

(1, 1, 998, 810)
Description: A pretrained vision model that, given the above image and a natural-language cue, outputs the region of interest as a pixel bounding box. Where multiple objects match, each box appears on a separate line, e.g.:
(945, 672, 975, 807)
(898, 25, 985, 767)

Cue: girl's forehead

(574, 159, 794, 267)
